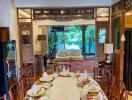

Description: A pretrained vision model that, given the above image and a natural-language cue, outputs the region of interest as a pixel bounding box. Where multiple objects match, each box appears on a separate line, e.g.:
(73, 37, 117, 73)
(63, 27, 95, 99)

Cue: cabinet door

(0, 27, 9, 42)
(18, 22, 34, 64)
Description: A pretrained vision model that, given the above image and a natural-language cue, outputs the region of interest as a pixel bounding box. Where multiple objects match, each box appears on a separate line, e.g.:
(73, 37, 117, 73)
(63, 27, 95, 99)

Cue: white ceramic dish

(39, 77, 53, 82)
(39, 96, 49, 100)
(59, 72, 70, 77)
(27, 88, 45, 97)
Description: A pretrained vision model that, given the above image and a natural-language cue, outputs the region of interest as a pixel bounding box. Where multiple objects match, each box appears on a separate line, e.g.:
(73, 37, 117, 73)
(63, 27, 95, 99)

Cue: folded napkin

(43, 72, 49, 81)
(31, 85, 40, 95)
(83, 70, 88, 80)
(63, 67, 66, 72)
(98, 91, 103, 100)
(62, 67, 69, 75)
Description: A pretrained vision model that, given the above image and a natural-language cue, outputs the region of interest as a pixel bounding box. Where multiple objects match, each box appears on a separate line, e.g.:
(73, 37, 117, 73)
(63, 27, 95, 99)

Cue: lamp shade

(104, 43, 113, 54)
(37, 35, 46, 41)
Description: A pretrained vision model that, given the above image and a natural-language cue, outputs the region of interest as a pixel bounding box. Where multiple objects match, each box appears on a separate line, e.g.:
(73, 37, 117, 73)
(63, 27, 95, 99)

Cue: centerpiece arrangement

(47, 52, 55, 64)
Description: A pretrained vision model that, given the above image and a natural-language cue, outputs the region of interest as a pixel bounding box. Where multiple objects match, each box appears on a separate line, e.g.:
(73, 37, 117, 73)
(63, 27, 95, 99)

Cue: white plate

(39, 96, 49, 100)
(59, 72, 70, 77)
(39, 77, 53, 82)
(27, 88, 45, 97)
(44, 83, 51, 89)
(88, 87, 100, 94)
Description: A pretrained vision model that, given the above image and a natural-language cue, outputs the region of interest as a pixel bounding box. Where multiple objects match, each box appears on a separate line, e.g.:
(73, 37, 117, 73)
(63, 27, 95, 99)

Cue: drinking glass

(76, 70, 80, 79)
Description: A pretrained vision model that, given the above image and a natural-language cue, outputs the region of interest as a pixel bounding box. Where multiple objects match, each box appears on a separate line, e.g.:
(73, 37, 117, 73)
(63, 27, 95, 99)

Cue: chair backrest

(107, 75, 116, 96)
(19, 73, 33, 99)
(108, 76, 126, 100)
(8, 82, 20, 100)
(0, 94, 6, 100)
(57, 63, 71, 72)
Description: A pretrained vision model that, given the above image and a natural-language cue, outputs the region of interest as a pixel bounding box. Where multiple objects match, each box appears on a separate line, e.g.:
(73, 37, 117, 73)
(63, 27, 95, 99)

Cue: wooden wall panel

(112, 13, 125, 80)
(18, 22, 34, 65)
(96, 21, 109, 61)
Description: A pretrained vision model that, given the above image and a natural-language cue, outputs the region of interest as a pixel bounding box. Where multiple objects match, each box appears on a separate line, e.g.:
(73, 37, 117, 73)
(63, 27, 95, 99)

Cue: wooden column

(119, 12, 125, 80)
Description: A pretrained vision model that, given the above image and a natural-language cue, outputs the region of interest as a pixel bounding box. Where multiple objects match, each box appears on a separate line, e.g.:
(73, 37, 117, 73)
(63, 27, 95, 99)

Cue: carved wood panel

(124, 0, 132, 10)
(33, 8, 95, 20)
(18, 22, 34, 64)
(112, 0, 124, 15)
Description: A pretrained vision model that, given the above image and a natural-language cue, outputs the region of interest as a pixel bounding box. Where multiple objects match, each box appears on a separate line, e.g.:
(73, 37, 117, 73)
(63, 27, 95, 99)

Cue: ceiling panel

(15, 0, 112, 7)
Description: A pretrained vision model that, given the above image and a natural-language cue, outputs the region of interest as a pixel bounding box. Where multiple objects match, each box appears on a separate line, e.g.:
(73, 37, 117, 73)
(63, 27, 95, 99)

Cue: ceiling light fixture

(125, 12, 132, 16)
(60, 10, 64, 14)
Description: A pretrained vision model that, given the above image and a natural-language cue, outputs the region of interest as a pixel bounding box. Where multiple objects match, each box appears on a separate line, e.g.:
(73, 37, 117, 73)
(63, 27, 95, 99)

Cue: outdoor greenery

(48, 25, 96, 57)
(85, 25, 96, 53)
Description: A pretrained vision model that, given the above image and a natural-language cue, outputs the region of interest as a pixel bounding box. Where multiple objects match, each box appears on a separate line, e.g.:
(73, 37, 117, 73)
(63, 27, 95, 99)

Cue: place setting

(24, 72, 55, 100)
(39, 72, 54, 83)
(76, 70, 91, 87)
(59, 67, 71, 77)
(26, 85, 46, 98)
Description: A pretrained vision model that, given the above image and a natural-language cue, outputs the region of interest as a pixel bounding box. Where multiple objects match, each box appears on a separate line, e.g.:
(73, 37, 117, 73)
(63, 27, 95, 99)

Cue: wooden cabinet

(18, 22, 34, 65)
(0, 27, 9, 41)
(95, 61, 113, 82)
(100, 61, 113, 76)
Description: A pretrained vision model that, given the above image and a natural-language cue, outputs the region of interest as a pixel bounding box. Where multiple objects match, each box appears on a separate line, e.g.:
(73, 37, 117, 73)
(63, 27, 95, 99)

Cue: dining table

(24, 72, 108, 100)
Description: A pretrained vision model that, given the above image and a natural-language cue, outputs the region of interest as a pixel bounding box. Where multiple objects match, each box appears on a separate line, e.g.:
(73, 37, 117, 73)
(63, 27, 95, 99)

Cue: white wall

(0, 0, 20, 68)
(0, 0, 11, 27)
(15, 0, 112, 7)
(33, 25, 48, 55)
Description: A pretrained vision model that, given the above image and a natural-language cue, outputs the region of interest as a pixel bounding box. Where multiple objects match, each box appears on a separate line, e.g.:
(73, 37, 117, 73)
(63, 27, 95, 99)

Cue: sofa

(56, 49, 83, 60)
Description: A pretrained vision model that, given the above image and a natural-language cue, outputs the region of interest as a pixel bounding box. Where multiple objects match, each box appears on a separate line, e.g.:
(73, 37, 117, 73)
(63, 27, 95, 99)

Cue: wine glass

(76, 70, 80, 80)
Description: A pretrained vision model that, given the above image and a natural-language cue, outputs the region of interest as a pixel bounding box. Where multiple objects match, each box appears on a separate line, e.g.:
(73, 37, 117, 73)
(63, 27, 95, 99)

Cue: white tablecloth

(24, 73, 108, 100)
(45, 77, 80, 100)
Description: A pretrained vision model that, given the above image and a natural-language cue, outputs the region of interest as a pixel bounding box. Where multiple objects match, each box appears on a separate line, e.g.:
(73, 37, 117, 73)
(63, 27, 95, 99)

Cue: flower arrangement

(48, 53, 55, 64)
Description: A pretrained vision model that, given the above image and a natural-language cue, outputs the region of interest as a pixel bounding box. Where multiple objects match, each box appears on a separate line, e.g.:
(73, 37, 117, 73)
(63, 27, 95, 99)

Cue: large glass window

(85, 25, 96, 57)
(48, 25, 96, 58)
(48, 25, 82, 53)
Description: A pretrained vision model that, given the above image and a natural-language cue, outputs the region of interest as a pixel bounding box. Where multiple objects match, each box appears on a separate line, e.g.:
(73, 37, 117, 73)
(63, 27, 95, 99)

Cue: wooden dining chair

(107, 75, 116, 97)
(19, 74, 28, 98)
(56, 63, 71, 72)
(107, 77, 126, 100)
(8, 82, 20, 100)
(0, 94, 6, 100)
(58, 64, 71, 71)
(124, 90, 132, 100)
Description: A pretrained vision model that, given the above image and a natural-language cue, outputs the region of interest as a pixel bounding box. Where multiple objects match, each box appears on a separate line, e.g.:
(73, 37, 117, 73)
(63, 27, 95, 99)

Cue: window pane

(114, 18, 120, 49)
(56, 32, 65, 50)
(65, 26, 82, 50)
(97, 8, 109, 17)
(18, 9, 31, 18)
(98, 28, 107, 43)
(85, 25, 96, 57)
(48, 25, 82, 53)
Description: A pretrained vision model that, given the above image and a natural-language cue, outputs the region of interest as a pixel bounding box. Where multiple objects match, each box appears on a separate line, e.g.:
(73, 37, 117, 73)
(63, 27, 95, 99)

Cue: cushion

(56, 49, 83, 60)
(71, 50, 82, 56)
(58, 50, 70, 57)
